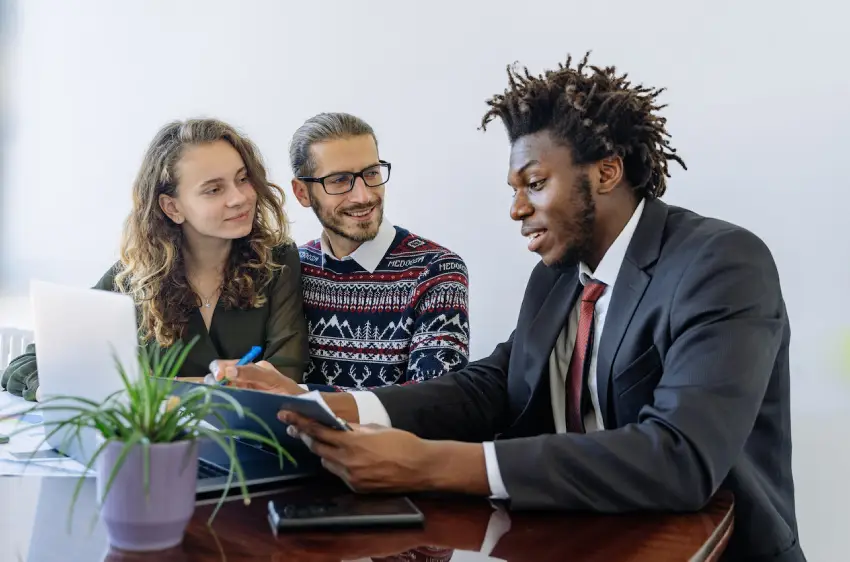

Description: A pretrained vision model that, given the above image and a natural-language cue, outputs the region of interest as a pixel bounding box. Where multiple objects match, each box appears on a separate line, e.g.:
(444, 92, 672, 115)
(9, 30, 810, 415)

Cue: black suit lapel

(595, 261, 649, 425)
(501, 270, 580, 438)
(596, 198, 668, 426)
(524, 272, 581, 397)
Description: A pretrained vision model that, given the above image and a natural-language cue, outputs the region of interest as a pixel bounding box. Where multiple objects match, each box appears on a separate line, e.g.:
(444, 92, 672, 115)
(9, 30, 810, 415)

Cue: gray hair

(288, 112, 377, 177)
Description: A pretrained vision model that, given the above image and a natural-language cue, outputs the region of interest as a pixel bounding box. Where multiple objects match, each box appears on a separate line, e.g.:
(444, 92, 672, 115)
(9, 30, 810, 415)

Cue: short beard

(550, 173, 596, 271)
(309, 191, 382, 243)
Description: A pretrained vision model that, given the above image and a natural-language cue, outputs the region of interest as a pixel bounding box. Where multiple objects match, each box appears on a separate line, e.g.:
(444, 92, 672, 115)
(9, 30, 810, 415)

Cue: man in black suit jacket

(218, 53, 804, 561)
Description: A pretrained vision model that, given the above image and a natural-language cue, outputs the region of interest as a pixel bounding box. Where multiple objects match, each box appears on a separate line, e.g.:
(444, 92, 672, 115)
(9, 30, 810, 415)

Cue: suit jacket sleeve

(371, 332, 514, 443)
(263, 243, 309, 382)
(494, 228, 786, 511)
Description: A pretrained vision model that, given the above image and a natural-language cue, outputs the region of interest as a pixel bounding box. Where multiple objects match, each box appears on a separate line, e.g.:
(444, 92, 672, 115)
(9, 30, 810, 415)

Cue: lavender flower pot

(96, 439, 199, 552)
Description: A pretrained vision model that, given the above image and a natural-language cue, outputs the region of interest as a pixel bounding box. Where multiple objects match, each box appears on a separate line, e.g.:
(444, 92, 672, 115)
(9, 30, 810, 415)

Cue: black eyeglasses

(297, 161, 391, 195)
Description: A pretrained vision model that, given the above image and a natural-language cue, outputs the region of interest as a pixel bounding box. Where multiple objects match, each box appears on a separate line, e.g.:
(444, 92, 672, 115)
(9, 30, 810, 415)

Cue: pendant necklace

(193, 283, 221, 309)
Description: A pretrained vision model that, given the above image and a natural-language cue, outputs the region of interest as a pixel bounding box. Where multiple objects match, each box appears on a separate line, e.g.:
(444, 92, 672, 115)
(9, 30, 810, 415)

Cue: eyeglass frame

(296, 160, 392, 195)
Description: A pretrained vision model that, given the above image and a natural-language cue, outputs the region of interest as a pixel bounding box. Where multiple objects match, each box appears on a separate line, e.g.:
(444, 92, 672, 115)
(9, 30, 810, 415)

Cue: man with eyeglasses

(287, 112, 470, 390)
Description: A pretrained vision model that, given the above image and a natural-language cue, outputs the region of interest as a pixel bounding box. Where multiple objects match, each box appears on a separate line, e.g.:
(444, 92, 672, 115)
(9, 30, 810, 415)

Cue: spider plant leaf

(195, 428, 249, 524)
(22, 336, 293, 533)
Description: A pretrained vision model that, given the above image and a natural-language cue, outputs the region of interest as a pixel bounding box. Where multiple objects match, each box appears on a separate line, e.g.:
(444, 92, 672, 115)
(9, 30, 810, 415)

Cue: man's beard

(550, 174, 596, 271)
(310, 195, 383, 243)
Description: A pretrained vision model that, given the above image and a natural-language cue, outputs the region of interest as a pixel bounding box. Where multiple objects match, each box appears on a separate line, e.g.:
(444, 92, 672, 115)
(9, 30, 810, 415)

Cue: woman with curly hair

(2, 118, 308, 400)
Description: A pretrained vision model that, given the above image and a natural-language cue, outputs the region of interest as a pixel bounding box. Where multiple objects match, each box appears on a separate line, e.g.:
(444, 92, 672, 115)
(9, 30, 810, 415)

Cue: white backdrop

(1, 1, 848, 559)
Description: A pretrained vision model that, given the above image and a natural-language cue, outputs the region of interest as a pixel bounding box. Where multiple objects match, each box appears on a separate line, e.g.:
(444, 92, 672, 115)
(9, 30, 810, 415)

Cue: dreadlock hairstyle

(480, 52, 686, 199)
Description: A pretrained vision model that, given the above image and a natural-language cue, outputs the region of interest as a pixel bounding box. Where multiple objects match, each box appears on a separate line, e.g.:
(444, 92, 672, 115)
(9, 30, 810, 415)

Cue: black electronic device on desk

(267, 487, 425, 532)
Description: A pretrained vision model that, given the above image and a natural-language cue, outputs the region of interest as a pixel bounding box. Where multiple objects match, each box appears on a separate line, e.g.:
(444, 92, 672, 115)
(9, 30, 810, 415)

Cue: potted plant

(13, 338, 294, 552)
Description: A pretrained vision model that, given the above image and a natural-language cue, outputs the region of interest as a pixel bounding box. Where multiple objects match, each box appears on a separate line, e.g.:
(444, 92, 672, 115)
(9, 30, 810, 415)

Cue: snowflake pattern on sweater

(298, 225, 469, 389)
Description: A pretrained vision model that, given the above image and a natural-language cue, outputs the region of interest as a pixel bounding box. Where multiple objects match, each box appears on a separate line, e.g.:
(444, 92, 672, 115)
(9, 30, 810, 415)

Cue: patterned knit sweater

(298, 225, 469, 389)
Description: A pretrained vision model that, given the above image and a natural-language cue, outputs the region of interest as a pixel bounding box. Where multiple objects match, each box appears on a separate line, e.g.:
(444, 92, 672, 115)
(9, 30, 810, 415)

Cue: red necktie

(566, 280, 606, 433)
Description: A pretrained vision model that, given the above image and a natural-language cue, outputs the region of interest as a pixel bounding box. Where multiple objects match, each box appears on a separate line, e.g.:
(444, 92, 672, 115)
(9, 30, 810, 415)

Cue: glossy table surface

(0, 475, 734, 562)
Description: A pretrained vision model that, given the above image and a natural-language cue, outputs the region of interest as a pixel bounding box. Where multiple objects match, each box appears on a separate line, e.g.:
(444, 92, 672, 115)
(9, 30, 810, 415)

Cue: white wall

(1, 1, 847, 558)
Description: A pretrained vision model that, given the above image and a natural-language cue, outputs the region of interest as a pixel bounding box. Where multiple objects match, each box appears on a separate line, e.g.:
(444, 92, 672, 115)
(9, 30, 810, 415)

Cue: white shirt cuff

(482, 441, 510, 500)
(349, 391, 392, 427)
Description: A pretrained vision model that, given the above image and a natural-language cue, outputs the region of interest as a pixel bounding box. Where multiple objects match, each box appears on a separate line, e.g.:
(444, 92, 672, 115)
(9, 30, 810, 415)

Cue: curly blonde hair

(115, 118, 291, 347)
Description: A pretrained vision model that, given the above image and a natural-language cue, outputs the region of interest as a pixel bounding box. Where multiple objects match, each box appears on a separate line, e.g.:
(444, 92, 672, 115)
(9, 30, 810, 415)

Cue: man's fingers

(279, 411, 309, 427)
(275, 412, 393, 495)
(283, 411, 341, 443)
(320, 458, 353, 488)
(320, 460, 384, 493)
(286, 423, 347, 466)
(278, 411, 315, 429)
(279, 411, 349, 446)
(310, 439, 346, 463)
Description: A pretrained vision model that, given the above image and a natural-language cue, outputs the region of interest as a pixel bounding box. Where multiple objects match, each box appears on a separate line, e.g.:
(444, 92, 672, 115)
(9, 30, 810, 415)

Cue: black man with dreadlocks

(225, 53, 803, 561)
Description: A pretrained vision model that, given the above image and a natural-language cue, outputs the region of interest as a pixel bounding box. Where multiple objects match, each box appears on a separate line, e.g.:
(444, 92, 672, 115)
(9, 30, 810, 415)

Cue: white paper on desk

(0, 419, 46, 451)
(0, 393, 93, 477)
(0, 427, 92, 477)
(0, 457, 93, 477)
(0, 390, 31, 417)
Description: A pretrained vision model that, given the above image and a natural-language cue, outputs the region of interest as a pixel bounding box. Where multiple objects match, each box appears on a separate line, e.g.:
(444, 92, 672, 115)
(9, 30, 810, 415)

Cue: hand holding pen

(207, 359, 307, 396)
(203, 345, 262, 386)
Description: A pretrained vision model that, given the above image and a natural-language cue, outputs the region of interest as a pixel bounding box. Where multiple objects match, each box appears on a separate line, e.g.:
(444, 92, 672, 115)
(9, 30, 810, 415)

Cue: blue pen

(219, 346, 262, 385)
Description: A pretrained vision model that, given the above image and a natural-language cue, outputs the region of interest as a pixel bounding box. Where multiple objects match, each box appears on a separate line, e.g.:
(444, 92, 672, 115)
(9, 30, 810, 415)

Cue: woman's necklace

(198, 289, 219, 308)
(190, 281, 222, 309)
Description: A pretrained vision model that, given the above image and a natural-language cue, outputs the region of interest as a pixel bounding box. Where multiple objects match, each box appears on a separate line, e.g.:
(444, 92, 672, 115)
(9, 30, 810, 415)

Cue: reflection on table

(2, 475, 733, 562)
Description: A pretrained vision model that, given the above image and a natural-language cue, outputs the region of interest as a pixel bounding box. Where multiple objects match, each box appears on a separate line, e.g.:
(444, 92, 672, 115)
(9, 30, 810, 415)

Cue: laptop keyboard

(197, 460, 229, 480)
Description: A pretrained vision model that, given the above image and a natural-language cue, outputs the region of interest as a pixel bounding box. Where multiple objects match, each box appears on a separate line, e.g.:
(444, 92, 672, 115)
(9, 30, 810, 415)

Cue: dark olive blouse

(1, 243, 308, 400)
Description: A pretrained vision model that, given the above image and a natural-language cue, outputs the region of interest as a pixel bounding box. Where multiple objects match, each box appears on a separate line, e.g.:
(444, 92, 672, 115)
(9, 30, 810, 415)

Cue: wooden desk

(1, 476, 733, 561)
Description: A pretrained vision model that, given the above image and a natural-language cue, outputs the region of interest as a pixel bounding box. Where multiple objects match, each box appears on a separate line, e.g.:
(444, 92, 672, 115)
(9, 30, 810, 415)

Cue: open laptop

(30, 280, 317, 493)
